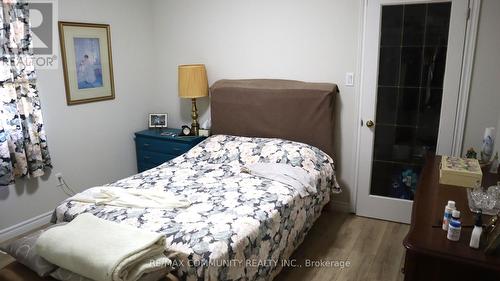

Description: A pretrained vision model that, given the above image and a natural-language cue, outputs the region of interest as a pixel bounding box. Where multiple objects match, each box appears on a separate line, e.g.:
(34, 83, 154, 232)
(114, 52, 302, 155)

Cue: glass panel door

(356, 0, 468, 223)
(371, 3, 451, 201)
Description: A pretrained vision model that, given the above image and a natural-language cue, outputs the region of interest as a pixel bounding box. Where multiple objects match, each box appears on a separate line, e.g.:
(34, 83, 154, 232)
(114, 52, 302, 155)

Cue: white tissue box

(198, 129, 211, 137)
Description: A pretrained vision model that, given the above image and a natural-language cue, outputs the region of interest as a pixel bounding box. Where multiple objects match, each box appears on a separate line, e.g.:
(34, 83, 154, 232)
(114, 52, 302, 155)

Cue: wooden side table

(403, 155, 500, 281)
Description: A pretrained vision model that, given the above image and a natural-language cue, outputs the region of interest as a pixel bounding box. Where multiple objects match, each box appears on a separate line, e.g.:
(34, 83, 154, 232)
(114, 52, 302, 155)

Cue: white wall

(150, 0, 363, 209)
(0, 0, 155, 232)
(463, 0, 500, 156)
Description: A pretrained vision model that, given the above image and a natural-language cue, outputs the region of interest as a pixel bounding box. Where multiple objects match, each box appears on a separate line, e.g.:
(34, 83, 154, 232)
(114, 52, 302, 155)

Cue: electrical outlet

(55, 173, 64, 185)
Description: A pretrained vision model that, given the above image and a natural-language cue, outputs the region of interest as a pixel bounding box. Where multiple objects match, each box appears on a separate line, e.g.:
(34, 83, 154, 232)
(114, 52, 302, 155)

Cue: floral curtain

(0, 0, 51, 186)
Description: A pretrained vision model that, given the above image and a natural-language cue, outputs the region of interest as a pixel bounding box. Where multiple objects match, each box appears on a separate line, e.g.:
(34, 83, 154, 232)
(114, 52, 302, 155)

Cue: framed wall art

(58, 22, 115, 105)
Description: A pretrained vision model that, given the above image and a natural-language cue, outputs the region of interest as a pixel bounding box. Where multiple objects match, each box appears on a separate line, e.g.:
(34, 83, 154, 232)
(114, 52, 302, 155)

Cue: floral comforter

(53, 135, 340, 281)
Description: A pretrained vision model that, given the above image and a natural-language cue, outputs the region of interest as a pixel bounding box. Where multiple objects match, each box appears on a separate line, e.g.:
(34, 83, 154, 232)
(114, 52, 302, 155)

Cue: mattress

(52, 135, 340, 281)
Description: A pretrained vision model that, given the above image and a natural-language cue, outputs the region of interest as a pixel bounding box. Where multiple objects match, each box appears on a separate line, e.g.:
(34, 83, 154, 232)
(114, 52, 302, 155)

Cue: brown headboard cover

(210, 79, 338, 157)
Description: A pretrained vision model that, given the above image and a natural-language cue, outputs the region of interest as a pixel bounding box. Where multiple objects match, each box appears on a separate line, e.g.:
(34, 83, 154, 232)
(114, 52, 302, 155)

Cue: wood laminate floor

(274, 212, 408, 281)
(0, 212, 409, 281)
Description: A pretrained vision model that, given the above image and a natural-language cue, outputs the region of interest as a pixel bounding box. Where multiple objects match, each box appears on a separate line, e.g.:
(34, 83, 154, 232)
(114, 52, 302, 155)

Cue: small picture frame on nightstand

(149, 113, 168, 128)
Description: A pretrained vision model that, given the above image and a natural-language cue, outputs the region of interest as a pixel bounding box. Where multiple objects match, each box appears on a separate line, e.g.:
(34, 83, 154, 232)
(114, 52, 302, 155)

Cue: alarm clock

(179, 125, 192, 136)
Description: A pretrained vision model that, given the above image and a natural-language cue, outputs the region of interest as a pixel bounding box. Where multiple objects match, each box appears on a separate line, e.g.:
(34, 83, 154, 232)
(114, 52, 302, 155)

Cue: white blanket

(241, 163, 317, 197)
(68, 186, 191, 209)
(35, 213, 169, 281)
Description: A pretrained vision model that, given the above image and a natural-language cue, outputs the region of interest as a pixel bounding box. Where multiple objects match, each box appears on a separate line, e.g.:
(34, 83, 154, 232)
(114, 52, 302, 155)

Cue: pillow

(0, 224, 65, 277)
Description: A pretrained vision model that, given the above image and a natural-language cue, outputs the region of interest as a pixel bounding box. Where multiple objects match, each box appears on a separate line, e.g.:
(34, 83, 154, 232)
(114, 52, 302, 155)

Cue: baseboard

(329, 200, 353, 213)
(0, 211, 52, 243)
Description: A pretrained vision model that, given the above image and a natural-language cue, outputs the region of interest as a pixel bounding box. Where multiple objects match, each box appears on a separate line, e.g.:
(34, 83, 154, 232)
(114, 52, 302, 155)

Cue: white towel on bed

(241, 163, 317, 197)
(68, 186, 191, 209)
(35, 213, 169, 281)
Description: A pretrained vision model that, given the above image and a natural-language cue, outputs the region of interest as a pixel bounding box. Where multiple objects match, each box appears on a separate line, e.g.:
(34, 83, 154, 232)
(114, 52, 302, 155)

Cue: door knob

(366, 120, 375, 128)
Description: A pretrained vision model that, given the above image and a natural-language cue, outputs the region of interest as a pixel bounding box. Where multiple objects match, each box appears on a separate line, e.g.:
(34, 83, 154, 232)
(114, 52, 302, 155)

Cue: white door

(356, 0, 469, 223)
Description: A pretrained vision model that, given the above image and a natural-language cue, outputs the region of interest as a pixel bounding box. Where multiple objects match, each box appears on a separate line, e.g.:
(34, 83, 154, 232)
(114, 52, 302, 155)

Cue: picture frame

(58, 22, 115, 105)
(149, 114, 168, 128)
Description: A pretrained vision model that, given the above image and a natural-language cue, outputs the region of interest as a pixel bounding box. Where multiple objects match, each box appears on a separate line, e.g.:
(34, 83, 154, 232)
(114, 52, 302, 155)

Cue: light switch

(345, 72, 354, 87)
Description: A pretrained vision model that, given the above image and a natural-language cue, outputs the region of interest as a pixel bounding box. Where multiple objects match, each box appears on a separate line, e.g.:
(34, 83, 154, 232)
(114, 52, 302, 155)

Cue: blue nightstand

(134, 129, 206, 172)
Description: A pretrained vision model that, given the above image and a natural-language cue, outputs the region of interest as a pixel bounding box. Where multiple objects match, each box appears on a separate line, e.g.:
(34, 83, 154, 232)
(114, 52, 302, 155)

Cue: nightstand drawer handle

(143, 143, 150, 147)
(143, 156, 151, 160)
(172, 147, 182, 151)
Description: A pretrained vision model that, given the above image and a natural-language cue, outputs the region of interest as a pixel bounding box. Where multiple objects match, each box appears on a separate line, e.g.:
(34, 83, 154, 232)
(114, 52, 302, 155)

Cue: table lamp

(178, 64, 208, 136)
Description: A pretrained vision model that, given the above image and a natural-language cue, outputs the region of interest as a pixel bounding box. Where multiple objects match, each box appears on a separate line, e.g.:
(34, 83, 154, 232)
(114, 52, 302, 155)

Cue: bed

(2, 79, 340, 281)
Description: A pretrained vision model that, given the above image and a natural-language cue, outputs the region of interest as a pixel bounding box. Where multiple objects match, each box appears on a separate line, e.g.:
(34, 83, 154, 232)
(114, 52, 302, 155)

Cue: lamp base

(191, 98, 199, 136)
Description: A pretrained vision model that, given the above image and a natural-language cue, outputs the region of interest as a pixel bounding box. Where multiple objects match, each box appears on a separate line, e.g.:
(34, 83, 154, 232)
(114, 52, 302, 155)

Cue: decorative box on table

(439, 156, 483, 188)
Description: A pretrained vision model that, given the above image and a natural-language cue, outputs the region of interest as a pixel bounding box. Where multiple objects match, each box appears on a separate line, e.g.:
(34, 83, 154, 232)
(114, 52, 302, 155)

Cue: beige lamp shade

(178, 64, 209, 99)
